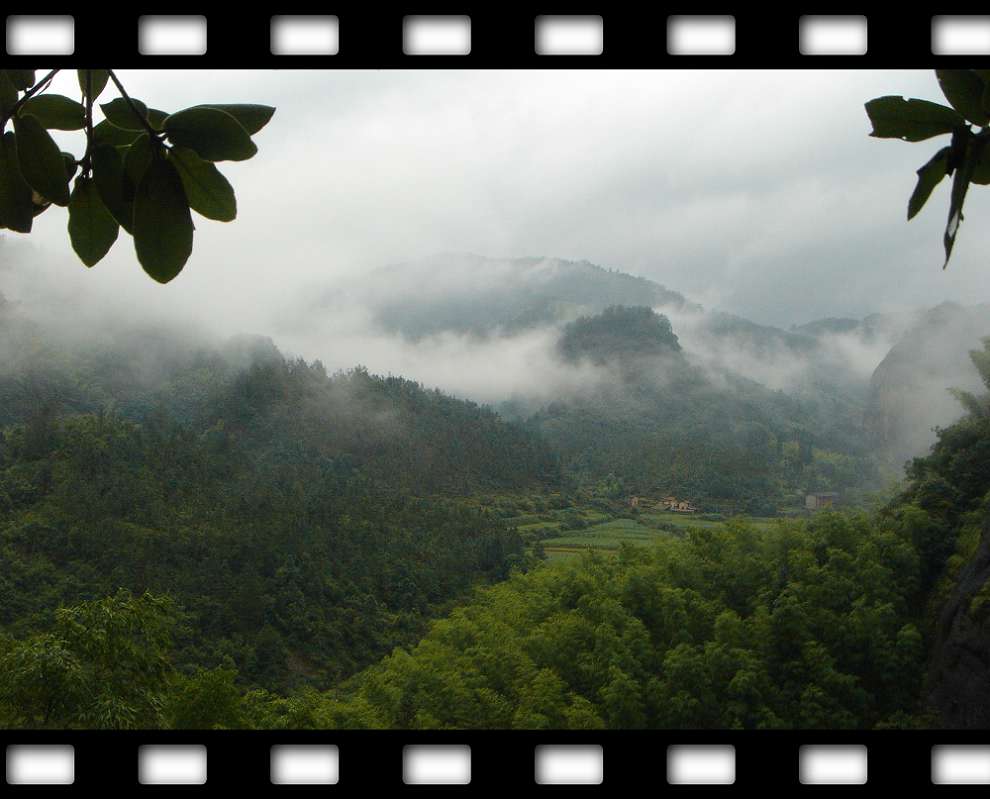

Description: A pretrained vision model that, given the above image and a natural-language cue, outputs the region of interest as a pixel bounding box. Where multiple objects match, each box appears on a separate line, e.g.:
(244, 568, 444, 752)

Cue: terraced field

(540, 511, 779, 561)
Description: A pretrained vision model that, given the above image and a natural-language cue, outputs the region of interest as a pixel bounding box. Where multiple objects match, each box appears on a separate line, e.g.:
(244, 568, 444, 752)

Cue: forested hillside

(0, 299, 558, 694)
(322, 344, 990, 730)
(0, 296, 559, 495)
(8, 352, 986, 729)
(0, 408, 528, 692)
(316, 511, 928, 730)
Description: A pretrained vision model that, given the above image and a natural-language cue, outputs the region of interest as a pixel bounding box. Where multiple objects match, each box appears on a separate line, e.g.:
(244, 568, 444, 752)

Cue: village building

(805, 492, 840, 510)
(627, 494, 700, 513)
(663, 497, 698, 513)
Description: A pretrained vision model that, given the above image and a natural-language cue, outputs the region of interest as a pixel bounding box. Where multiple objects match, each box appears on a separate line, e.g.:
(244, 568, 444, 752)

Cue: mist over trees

(2, 237, 989, 728)
(0, 345, 547, 695)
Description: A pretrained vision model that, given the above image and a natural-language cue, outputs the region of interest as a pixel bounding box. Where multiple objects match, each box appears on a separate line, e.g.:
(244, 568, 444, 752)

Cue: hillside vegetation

(0, 315, 555, 694)
(1, 251, 988, 729)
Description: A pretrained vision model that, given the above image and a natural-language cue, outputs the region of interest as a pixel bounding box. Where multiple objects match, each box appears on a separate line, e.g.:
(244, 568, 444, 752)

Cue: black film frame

(3, 3, 990, 794)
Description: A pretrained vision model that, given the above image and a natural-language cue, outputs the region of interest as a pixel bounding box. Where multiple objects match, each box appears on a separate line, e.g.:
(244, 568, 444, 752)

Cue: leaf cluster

(866, 70, 990, 268)
(0, 69, 274, 282)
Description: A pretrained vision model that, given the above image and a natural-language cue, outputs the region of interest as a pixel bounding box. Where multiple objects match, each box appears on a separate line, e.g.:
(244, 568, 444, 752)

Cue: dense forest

(0, 304, 558, 695)
(1, 247, 989, 729)
(3, 338, 987, 728)
(311, 358, 990, 730)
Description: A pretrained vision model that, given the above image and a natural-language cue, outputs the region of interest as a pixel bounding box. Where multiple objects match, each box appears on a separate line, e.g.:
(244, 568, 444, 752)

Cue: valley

(468, 492, 781, 561)
(1, 245, 989, 729)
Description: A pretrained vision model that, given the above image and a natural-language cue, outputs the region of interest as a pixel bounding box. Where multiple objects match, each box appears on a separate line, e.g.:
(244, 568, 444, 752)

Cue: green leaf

(62, 152, 78, 180)
(978, 71, 990, 116)
(77, 70, 109, 101)
(164, 107, 257, 162)
(169, 147, 237, 222)
(68, 176, 119, 266)
(147, 108, 169, 131)
(91, 143, 133, 233)
(936, 70, 990, 127)
(93, 119, 141, 148)
(0, 71, 17, 118)
(0, 131, 34, 233)
(908, 147, 951, 220)
(943, 146, 978, 269)
(865, 96, 966, 142)
(124, 133, 154, 188)
(189, 104, 275, 135)
(19, 94, 86, 130)
(13, 114, 71, 206)
(971, 139, 990, 186)
(100, 96, 150, 132)
(133, 157, 194, 283)
(5, 70, 36, 91)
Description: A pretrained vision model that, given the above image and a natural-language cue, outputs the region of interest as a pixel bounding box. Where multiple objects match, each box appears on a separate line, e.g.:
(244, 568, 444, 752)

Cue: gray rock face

(929, 515, 990, 728)
(865, 303, 990, 466)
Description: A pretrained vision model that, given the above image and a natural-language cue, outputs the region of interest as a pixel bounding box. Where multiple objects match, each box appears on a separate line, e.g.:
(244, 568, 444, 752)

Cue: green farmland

(538, 511, 780, 561)
(474, 492, 787, 562)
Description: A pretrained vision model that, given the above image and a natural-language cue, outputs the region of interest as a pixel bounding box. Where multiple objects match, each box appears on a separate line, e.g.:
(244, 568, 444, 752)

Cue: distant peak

(558, 305, 682, 365)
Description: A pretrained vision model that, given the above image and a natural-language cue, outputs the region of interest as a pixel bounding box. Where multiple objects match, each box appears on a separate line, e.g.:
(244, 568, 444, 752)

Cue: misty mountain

(5, 242, 986, 500)
(791, 317, 863, 338)
(351, 255, 990, 473)
(317, 254, 698, 340)
(794, 309, 926, 350)
(319, 253, 833, 368)
(558, 304, 682, 365)
(525, 306, 877, 511)
(0, 296, 558, 496)
(308, 254, 889, 398)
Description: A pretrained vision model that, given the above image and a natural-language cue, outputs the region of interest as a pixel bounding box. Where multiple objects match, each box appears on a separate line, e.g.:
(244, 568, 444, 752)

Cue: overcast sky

(14, 68, 990, 331)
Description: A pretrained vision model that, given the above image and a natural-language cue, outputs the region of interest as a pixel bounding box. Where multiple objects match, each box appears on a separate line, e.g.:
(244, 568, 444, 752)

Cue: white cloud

(7, 68, 989, 334)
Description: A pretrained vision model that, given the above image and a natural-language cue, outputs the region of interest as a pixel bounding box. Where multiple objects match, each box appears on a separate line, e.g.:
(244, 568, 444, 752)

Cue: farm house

(664, 498, 698, 513)
(805, 492, 840, 510)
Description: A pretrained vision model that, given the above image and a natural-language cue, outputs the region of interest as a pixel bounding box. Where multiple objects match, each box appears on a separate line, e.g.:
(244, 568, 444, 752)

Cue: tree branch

(106, 70, 163, 142)
(82, 70, 95, 174)
(1, 69, 60, 128)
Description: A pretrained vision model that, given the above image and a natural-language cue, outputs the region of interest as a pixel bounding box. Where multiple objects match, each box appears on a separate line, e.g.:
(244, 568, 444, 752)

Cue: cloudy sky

(12, 68, 990, 332)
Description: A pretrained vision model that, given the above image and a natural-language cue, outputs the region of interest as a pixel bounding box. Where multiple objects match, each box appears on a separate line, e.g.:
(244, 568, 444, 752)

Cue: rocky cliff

(865, 303, 990, 466)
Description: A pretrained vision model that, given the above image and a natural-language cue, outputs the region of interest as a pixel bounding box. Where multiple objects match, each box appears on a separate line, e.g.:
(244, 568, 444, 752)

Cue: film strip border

(3, 7, 990, 794)
(2, 7, 990, 67)
(4, 731, 990, 791)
